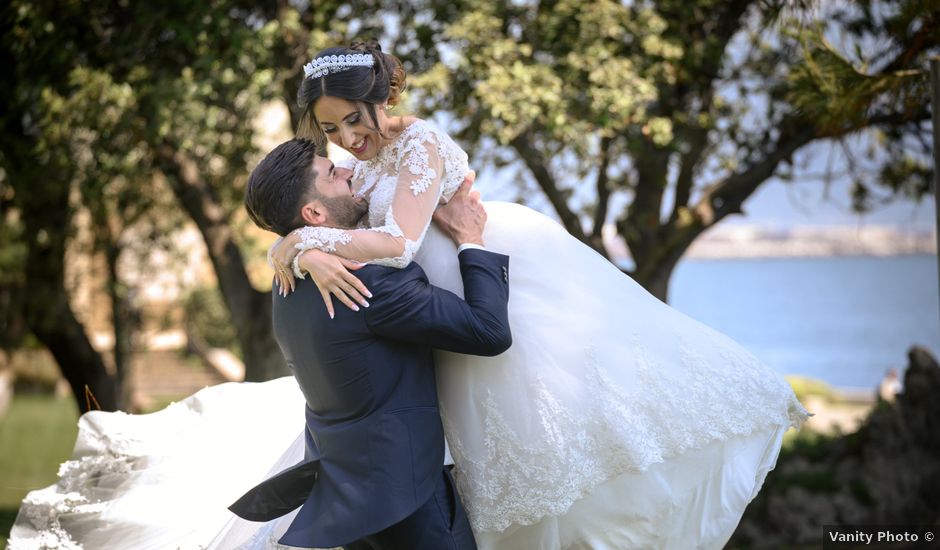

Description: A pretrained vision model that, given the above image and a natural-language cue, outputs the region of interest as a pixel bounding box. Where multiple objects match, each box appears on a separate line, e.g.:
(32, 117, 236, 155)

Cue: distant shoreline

(687, 224, 935, 260)
(681, 251, 936, 262)
(602, 224, 936, 261)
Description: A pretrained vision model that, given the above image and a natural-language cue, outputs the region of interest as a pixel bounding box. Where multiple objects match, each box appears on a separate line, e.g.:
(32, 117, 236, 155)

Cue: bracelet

(291, 253, 306, 280)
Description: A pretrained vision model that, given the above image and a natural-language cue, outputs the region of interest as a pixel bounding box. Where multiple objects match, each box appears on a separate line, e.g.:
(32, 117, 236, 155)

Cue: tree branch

(659, 0, 753, 109)
(669, 120, 711, 225)
(590, 136, 613, 254)
(881, 14, 937, 74)
(696, 106, 930, 229)
(699, 125, 816, 226)
(624, 141, 670, 247)
(510, 131, 589, 244)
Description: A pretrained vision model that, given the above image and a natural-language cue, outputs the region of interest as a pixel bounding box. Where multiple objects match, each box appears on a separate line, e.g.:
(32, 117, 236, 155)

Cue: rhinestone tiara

(303, 53, 375, 80)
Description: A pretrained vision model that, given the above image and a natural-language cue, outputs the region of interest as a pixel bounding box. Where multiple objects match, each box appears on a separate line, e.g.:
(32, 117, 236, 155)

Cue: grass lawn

(0, 394, 79, 547)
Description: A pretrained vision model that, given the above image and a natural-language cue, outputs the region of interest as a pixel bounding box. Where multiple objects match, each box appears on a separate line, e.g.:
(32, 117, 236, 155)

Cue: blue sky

(733, 174, 935, 231)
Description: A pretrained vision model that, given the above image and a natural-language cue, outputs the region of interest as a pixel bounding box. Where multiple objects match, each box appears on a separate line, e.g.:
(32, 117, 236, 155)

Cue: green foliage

(408, 0, 935, 296)
(12, 1, 287, 218)
(786, 28, 925, 133)
(0, 0, 302, 374)
(879, 154, 932, 202)
(782, 1, 936, 213)
(781, 427, 840, 460)
(420, 0, 668, 151)
(0, 0, 453, 385)
(773, 467, 843, 493)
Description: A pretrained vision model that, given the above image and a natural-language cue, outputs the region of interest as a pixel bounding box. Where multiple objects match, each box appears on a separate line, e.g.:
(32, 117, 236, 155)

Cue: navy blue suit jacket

(229, 248, 511, 548)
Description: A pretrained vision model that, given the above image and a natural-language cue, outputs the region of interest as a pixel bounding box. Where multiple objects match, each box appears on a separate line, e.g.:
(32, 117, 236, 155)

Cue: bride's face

(314, 95, 390, 161)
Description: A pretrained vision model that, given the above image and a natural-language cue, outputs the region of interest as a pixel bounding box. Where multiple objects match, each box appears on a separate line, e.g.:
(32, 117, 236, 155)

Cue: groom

(231, 138, 511, 550)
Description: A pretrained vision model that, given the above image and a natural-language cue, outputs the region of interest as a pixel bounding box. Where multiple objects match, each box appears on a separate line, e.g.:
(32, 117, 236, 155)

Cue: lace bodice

(293, 120, 469, 269)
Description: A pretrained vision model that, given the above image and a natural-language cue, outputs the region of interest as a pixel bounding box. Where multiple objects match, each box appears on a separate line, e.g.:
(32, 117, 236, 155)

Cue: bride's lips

(349, 137, 368, 155)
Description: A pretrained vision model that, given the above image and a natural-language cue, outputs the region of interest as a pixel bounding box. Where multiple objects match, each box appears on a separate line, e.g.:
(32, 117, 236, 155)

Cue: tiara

(303, 53, 375, 79)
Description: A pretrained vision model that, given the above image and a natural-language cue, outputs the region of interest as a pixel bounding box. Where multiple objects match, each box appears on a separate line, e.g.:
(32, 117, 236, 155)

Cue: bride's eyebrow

(320, 111, 359, 127)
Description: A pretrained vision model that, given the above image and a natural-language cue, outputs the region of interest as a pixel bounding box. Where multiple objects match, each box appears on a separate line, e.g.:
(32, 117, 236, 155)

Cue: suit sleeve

(363, 249, 512, 357)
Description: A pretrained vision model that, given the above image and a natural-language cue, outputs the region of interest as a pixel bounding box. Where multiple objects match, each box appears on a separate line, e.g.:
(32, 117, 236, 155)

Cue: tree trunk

(21, 204, 118, 412)
(106, 240, 137, 410)
(3, 100, 117, 412)
(629, 255, 681, 304)
(28, 297, 118, 413)
(156, 144, 286, 381)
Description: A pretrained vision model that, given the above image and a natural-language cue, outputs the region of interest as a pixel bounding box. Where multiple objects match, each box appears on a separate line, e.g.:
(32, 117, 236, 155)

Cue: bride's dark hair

(297, 40, 406, 149)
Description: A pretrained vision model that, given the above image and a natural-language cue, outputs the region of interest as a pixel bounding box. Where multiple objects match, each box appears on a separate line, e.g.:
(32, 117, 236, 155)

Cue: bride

(10, 42, 807, 550)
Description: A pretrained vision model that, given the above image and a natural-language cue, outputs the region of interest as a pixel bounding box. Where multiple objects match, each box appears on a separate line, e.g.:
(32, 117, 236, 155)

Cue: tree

(1, 1, 294, 409)
(1, 3, 118, 411)
(0, 0, 439, 410)
(409, 0, 936, 300)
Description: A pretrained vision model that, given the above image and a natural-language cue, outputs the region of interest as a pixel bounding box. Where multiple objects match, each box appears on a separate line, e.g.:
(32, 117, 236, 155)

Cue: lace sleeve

(292, 135, 445, 272)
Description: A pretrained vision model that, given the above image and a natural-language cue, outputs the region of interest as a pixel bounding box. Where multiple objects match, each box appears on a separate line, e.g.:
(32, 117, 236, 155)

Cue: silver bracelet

(291, 253, 307, 280)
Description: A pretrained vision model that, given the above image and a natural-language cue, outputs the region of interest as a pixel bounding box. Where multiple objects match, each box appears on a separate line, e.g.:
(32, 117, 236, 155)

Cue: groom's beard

(321, 195, 369, 229)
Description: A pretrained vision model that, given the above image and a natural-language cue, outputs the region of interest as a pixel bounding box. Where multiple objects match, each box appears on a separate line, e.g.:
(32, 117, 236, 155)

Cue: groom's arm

(362, 249, 511, 356)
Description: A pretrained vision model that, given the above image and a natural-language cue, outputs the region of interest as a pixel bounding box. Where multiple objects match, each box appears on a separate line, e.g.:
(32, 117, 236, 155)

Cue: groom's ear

(300, 200, 328, 227)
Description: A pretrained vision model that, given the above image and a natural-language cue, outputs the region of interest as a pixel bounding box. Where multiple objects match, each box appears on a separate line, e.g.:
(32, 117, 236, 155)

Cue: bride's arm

(272, 136, 447, 314)
(296, 138, 444, 265)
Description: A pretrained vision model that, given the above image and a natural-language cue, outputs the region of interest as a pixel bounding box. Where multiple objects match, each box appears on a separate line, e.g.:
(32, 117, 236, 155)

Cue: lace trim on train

(444, 338, 809, 532)
(16, 492, 96, 549)
(13, 452, 134, 550)
(10, 403, 200, 549)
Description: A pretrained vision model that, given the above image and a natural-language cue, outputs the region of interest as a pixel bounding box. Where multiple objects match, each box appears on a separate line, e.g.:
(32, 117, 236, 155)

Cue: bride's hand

(268, 232, 303, 294)
(298, 249, 371, 319)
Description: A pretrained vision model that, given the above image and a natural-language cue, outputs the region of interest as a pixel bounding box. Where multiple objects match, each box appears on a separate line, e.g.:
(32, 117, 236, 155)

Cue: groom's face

(300, 156, 368, 229)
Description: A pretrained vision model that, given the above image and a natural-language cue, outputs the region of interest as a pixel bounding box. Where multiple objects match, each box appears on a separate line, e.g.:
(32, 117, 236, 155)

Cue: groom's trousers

(343, 467, 477, 550)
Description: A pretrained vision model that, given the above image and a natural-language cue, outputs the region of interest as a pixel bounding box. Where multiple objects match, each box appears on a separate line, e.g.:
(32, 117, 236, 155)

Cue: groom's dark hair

(245, 139, 326, 237)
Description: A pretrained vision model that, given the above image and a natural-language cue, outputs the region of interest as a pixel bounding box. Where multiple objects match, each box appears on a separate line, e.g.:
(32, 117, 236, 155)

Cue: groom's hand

(433, 171, 486, 248)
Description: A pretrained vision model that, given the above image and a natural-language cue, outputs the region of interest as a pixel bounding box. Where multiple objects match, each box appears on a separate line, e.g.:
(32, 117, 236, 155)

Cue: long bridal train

(9, 378, 307, 550)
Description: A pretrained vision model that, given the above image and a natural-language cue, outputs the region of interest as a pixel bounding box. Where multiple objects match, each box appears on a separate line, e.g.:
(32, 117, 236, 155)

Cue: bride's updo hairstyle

(297, 40, 406, 149)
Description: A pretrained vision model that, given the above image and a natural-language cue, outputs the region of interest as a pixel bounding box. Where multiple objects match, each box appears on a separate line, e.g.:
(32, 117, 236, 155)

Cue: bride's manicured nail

(366, 291, 373, 298)
(352, 305, 360, 312)
(362, 301, 370, 308)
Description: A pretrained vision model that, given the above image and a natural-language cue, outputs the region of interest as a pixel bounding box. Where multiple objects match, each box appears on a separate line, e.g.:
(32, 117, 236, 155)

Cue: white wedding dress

(10, 120, 808, 550)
